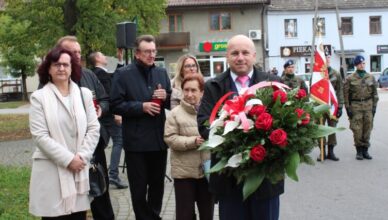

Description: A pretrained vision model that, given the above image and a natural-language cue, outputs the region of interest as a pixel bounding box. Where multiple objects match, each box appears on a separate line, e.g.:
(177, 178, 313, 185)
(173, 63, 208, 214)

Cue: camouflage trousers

(323, 113, 338, 146)
(349, 110, 374, 148)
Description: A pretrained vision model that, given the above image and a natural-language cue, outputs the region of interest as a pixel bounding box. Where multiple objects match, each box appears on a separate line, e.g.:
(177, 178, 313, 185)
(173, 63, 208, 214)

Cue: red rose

(269, 129, 288, 148)
(295, 89, 307, 99)
(249, 105, 267, 118)
(295, 108, 311, 125)
(273, 90, 287, 103)
(255, 113, 273, 131)
(250, 144, 266, 162)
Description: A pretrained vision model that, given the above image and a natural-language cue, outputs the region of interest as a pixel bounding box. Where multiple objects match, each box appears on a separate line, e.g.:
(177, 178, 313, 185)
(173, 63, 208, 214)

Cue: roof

(168, 0, 269, 7)
(269, 0, 388, 11)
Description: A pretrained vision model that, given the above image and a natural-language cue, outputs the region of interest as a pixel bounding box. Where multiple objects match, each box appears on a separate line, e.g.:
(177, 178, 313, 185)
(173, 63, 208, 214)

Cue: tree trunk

(63, 0, 78, 35)
(21, 71, 28, 101)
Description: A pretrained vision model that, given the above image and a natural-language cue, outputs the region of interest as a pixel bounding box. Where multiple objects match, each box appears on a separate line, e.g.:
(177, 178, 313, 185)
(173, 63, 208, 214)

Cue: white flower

(225, 153, 243, 168)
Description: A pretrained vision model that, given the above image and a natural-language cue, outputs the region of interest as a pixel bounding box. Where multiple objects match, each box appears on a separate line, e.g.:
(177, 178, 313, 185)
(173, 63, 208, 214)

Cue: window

(313, 17, 325, 36)
(369, 16, 381, 35)
(342, 58, 355, 75)
(341, 17, 353, 35)
(370, 55, 381, 72)
(284, 19, 297, 37)
(168, 14, 183, 32)
(210, 12, 231, 31)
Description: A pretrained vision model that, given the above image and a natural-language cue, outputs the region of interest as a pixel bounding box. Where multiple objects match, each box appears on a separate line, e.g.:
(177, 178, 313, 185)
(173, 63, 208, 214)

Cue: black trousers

(218, 186, 280, 220)
(42, 211, 86, 220)
(125, 150, 167, 220)
(174, 178, 214, 220)
(90, 139, 115, 220)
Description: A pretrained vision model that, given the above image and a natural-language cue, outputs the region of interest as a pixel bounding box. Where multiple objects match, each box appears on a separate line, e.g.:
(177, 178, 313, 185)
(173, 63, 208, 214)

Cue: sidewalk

(0, 103, 30, 114)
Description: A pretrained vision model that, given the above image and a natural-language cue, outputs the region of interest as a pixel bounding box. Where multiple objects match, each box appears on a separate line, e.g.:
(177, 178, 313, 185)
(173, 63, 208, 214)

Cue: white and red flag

(310, 36, 338, 117)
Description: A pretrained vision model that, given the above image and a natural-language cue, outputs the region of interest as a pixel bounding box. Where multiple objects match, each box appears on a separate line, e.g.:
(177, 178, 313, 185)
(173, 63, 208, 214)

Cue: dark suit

(198, 68, 284, 220)
(110, 60, 172, 220)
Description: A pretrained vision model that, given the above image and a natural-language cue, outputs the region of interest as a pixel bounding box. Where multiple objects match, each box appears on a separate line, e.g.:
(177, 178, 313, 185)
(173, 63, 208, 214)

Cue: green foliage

(2, 0, 167, 60)
(0, 166, 38, 219)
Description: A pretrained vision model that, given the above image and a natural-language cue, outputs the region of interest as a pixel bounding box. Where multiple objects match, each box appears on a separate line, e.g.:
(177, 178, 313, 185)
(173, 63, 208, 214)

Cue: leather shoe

(109, 178, 128, 189)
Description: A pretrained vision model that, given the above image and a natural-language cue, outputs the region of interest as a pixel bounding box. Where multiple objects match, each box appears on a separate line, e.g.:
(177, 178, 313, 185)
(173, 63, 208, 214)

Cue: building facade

(267, 0, 388, 77)
(157, 0, 270, 78)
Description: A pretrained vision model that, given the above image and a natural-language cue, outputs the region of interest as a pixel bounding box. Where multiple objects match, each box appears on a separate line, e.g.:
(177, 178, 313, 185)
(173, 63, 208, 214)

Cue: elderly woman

(170, 54, 203, 109)
(29, 47, 100, 219)
(164, 74, 213, 220)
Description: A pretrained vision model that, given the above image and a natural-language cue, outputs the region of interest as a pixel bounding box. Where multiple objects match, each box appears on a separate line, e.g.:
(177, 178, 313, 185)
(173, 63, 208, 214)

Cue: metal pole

(335, 0, 347, 80)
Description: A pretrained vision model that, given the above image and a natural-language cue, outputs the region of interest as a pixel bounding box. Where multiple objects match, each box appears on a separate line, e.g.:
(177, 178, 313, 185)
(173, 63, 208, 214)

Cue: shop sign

(377, 45, 388, 54)
(281, 45, 331, 57)
(199, 41, 227, 53)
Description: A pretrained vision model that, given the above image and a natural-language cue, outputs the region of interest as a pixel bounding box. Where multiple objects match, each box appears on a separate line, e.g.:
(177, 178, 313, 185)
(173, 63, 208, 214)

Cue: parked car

(378, 67, 388, 88)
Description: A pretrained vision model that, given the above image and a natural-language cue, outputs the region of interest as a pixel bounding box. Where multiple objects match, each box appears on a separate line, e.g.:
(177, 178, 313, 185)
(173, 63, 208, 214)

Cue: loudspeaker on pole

(116, 22, 137, 49)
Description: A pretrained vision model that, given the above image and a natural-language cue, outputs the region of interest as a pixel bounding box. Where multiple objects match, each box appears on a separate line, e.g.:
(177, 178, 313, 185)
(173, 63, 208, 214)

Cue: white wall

(267, 8, 388, 75)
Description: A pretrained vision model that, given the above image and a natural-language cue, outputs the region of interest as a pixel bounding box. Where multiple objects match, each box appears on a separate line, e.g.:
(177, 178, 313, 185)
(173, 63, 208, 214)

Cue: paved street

(0, 90, 387, 219)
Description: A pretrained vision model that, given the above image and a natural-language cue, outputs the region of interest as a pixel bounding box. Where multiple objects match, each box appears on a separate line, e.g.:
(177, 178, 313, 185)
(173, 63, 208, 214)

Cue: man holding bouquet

(198, 35, 283, 220)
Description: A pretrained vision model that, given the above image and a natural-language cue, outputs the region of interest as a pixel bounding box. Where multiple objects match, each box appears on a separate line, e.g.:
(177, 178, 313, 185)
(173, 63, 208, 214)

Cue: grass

(0, 165, 39, 220)
(0, 114, 31, 142)
(0, 101, 29, 109)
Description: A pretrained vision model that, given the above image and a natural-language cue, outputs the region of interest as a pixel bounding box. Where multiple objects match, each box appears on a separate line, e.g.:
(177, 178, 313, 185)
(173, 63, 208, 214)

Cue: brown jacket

(164, 99, 210, 179)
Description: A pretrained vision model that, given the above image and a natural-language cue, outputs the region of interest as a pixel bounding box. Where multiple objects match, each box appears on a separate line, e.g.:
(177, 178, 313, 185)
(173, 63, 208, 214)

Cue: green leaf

(310, 125, 346, 138)
(313, 104, 330, 114)
(198, 141, 210, 150)
(242, 169, 265, 200)
(285, 152, 300, 181)
(208, 158, 228, 173)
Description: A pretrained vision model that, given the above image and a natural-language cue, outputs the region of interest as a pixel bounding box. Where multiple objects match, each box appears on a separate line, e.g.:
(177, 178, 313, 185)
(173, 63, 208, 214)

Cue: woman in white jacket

(29, 47, 100, 219)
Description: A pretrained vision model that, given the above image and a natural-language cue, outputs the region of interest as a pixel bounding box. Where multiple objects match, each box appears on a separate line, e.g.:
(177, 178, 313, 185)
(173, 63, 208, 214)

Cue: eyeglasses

(183, 64, 197, 69)
(52, 63, 70, 69)
(139, 49, 157, 55)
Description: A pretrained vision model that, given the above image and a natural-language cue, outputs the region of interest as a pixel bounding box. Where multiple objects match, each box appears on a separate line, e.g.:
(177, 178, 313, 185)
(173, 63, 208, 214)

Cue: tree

(0, 0, 167, 100)
(0, 15, 38, 101)
(3, 0, 167, 59)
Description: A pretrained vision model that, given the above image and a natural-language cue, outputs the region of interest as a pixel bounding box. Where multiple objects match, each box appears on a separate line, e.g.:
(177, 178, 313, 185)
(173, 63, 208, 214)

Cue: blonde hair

(172, 54, 202, 89)
(56, 35, 78, 47)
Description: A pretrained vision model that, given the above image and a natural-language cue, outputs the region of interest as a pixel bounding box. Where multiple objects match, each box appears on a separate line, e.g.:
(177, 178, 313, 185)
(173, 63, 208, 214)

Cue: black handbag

(78, 85, 107, 197)
(89, 157, 107, 197)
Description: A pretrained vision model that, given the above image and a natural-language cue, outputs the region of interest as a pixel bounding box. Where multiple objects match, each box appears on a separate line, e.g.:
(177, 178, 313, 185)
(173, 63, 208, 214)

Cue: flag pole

(335, 0, 347, 79)
(312, 0, 325, 162)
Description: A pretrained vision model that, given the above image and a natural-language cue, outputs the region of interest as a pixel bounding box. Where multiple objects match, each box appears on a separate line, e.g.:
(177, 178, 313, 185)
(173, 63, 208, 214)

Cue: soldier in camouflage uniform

(318, 55, 344, 161)
(281, 59, 308, 93)
(344, 55, 379, 160)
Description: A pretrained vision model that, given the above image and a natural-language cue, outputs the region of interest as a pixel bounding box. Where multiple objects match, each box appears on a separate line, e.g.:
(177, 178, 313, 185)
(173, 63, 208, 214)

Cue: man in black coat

(57, 36, 115, 220)
(110, 35, 172, 220)
(198, 35, 283, 220)
(89, 50, 128, 189)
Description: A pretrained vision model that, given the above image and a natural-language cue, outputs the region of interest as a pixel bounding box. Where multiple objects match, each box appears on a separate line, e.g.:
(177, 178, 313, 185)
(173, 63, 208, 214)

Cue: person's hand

(346, 108, 353, 119)
(143, 102, 160, 116)
(372, 107, 376, 117)
(117, 48, 123, 62)
(153, 84, 167, 101)
(336, 107, 342, 118)
(195, 136, 205, 146)
(96, 104, 102, 118)
(114, 115, 122, 125)
(68, 154, 86, 173)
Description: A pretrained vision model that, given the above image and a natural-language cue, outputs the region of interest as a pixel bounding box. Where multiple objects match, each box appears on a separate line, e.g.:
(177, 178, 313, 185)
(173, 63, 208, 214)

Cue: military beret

(353, 55, 365, 66)
(284, 59, 294, 69)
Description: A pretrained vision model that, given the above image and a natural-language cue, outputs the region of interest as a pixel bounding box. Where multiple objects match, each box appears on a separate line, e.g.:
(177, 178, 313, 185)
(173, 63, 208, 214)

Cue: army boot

(317, 146, 326, 162)
(362, 147, 373, 160)
(356, 147, 363, 160)
(327, 145, 339, 161)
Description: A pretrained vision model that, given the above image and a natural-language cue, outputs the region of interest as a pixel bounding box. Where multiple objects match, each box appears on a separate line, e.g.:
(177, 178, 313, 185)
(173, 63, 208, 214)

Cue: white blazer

(29, 81, 100, 217)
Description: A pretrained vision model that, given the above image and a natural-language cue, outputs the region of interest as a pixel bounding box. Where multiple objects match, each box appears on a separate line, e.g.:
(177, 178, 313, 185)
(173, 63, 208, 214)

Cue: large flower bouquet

(200, 81, 341, 199)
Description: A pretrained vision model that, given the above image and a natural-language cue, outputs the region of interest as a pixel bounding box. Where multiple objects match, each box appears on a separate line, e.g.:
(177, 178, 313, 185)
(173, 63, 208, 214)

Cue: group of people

(28, 32, 378, 220)
(278, 55, 379, 162)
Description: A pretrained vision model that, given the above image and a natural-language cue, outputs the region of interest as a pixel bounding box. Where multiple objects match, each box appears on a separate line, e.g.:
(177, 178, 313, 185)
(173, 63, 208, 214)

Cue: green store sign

(199, 41, 227, 52)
